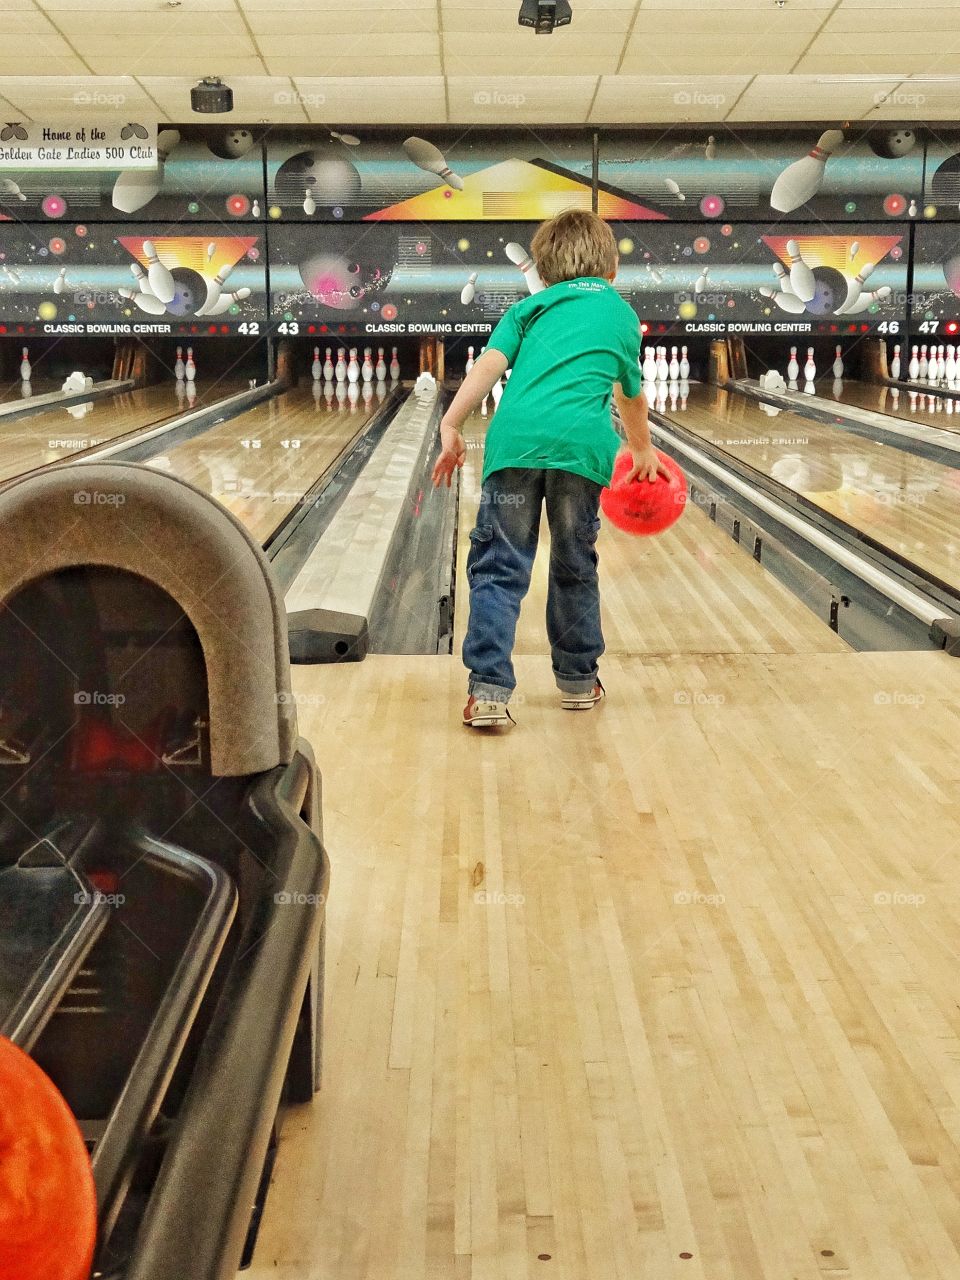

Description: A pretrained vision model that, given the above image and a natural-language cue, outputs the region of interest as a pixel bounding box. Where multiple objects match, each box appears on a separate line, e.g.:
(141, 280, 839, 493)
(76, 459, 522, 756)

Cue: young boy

(432, 209, 666, 729)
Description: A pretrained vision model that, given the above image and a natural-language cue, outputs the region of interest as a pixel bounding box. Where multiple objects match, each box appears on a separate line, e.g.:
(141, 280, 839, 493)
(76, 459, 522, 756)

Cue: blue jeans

(463, 467, 604, 703)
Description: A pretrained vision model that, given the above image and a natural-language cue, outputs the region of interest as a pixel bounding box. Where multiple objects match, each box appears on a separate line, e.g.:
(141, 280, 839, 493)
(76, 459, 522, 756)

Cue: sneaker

(560, 681, 605, 711)
(462, 695, 514, 729)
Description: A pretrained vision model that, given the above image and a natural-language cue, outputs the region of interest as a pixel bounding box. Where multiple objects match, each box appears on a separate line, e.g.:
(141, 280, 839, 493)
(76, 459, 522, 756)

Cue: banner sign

(0, 122, 158, 170)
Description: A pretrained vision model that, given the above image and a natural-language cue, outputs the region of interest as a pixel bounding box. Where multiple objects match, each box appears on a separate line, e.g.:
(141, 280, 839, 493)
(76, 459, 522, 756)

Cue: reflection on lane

(653, 381, 960, 590)
(810, 377, 960, 435)
(149, 380, 391, 544)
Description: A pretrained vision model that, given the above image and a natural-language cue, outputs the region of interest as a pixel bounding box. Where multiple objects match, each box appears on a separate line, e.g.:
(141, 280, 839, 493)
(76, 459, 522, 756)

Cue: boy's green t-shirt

(482, 276, 642, 487)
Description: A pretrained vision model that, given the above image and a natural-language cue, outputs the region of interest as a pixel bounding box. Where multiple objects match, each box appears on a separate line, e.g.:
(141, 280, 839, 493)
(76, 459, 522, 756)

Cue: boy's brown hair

(530, 209, 618, 287)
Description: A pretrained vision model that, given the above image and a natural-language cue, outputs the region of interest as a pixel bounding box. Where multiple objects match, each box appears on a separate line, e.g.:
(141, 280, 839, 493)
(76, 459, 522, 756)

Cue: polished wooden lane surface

(815, 378, 960, 435)
(149, 383, 384, 544)
(0, 381, 242, 486)
(454, 407, 846, 658)
(671, 383, 960, 590)
(0, 376, 60, 403)
(249, 644, 960, 1280)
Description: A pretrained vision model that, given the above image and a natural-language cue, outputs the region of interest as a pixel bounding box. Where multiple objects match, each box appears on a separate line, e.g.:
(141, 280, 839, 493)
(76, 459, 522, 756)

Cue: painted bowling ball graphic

(208, 128, 256, 160)
(275, 144, 362, 210)
(930, 154, 960, 205)
(804, 266, 847, 316)
(299, 247, 395, 310)
(166, 267, 206, 317)
(870, 128, 917, 160)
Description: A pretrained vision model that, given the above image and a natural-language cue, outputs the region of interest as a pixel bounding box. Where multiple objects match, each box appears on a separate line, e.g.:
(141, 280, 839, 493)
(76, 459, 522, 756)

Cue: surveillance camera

(518, 0, 572, 34)
(190, 77, 234, 114)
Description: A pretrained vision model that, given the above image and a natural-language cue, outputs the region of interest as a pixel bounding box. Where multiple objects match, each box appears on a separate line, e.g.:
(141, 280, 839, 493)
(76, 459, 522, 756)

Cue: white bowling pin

(945, 345, 956, 384)
(465, 345, 475, 375)
(130, 263, 153, 296)
(832, 345, 843, 379)
(184, 347, 196, 382)
(908, 346, 920, 380)
(504, 242, 545, 294)
(679, 345, 690, 379)
(347, 349, 360, 383)
(312, 346, 322, 380)
(770, 129, 844, 214)
(785, 239, 816, 303)
(668, 346, 680, 379)
(919, 344, 928, 379)
(773, 263, 799, 302)
(198, 262, 234, 317)
(402, 136, 464, 190)
(643, 346, 657, 383)
(890, 343, 901, 380)
(53, 266, 67, 295)
(174, 345, 185, 379)
(836, 262, 876, 315)
(323, 347, 334, 380)
(803, 347, 817, 382)
(461, 272, 478, 305)
(929, 350, 941, 385)
(111, 128, 180, 214)
(118, 287, 166, 315)
(375, 347, 386, 379)
(938, 344, 947, 381)
(481, 393, 489, 418)
(335, 348, 347, 381)
(142, 240, 176, 304)
(303, 188, 316, 216)
(204, 288, 250, 316)
(19, 347, 30, 380)
(657, 347, 669, 381)
(760, 287, 805, 314)
(361, 348, 374, 383)
(694, 266, 709, 294)
(491, 377, 503, 408)
(389, 347, 400, 380)
(787, 346, 800, 381)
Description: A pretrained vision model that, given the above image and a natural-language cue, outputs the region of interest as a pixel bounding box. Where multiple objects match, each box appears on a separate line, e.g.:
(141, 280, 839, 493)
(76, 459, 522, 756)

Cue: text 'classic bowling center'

(3, 3, 960, 1278)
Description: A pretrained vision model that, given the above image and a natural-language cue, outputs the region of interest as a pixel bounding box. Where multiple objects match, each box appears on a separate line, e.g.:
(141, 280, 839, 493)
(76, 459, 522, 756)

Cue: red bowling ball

(600, 448, 688, 536)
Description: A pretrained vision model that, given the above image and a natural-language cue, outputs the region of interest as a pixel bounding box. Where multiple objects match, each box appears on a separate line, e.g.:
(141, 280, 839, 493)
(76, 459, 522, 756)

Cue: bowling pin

(946, 345, 956, 384)
(389, 347, 400, 380)
(787, 346, 800, 381)
(481, 392, 489, 418)
(836, 262, 876, 315)
(204, 288, 250, 316)
(669, 346, 680, 379)
(347, 349, 360, 384)
(919, 344, 928, 379)
(890, 343, 901, 380)
(694, 266, 709, 294)
(461, 272, 478, 305)
(908, 199, 917, 217)
(185, 347, 196, 382)
(130, 262, 154, 296)
(303, 188, 316, 216)
(361, 348, 374, 382)
(402, 136, 464, 190)
(375, 347, 386, 379)
(198, 262, 234, 317)
(908, 345, 920, 380)
(19, 347, 30, 380)
(505, 241, 545, 294)
(465, 345, 475, 375)
(118, 287, 167, 315)
(53, 266, 67, 295)
(929, 351, 941, 386)
(772, 262, 799, 302)
(832, 345, 844, 379)
(679, 345, 690, 379)
(174, 345, 185, 379)
(335, 348, 347, 381)
(111, 128, 180, 214)
(938, 344, 947, 381)
(643, 346, 657, 383)
(142, 240, 176, 304)
(804, 347, 817, 382)
(323, 347, 334, 380)
(785, 240, 816, 303)
(252, 199, 261, 217)
(491, 377, 503, 408)
(760, 287, 805, 315)
(770, 129, 844, 214)
(312, 346, 322, 380)
(657, 347, 669, 381)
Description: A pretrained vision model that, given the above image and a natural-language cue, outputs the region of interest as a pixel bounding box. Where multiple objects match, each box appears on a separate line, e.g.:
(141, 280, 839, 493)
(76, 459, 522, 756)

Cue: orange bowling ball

(601, 448, 688, 535)
(0, 1036, 97, 1280)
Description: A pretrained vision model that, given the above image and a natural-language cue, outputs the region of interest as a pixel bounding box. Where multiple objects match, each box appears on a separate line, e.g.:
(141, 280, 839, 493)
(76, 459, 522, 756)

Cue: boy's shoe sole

(560, 682, 605, 711)
(463, 696, 515, 729)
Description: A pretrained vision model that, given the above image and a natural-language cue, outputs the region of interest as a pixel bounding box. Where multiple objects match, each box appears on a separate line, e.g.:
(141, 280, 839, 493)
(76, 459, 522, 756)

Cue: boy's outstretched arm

(432, 349, 510, 488)
(613, 383, 671, 483)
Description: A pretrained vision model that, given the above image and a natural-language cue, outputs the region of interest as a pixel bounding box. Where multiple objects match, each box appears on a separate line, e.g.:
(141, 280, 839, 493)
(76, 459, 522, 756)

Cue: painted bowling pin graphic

(784, 240, 816, 303)
(142, 240, 176, 304)
(504, 242, 545, 294)
(836, 262, 875, 315)
(402, 136, 464, 190)
(760, 286, 805, 315)
(770, 129, 844, 213)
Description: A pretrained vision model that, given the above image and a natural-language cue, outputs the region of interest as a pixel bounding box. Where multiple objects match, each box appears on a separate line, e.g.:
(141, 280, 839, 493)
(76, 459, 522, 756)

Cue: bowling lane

(454, 407, 847, 657)
(667, 382, 960, 590)
(1, 375, 62, 402)
(149, 383, 385, 544)
(810, 377, 960, 435)
(0, 381, 243, 485)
